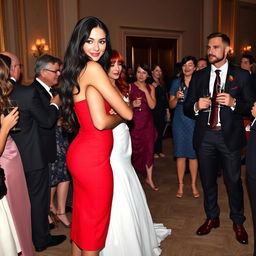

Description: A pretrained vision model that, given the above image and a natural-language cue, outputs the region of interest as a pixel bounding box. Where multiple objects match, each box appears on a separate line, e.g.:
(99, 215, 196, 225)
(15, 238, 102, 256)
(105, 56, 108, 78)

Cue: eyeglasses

(44, 68, 61, 74)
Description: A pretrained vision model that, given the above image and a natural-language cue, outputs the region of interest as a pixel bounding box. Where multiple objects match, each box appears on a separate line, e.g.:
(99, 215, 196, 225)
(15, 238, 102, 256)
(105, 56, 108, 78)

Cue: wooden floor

(35, 137, 254, 256)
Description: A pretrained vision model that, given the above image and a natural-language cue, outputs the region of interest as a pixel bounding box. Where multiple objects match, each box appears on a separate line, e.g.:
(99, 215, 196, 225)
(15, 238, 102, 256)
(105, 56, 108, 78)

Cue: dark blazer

(251, 73, 256, 94)
(31, 79, 58, 163)
(246, 120, 256, 255)
(184, 64, 255, 151)
(247, 121, 256, 174)
(9, 81, 59, 171)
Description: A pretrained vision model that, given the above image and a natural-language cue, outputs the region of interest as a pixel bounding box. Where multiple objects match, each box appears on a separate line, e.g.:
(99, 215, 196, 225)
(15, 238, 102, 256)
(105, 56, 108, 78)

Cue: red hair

(110, 50, 129, 97)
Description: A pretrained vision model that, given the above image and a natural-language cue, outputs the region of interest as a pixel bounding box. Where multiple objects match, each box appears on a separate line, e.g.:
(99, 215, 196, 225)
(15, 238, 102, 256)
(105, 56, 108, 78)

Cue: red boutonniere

(228, 75, 234, 82)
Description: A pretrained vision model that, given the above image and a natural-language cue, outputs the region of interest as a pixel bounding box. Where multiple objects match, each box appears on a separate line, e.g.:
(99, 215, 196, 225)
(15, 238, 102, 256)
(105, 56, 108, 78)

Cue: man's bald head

(0, 51, 21, 81)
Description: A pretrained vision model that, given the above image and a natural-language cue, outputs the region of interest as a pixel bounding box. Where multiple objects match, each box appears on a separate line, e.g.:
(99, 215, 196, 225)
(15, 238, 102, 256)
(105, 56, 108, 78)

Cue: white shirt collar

(211, 60, 229, 73)
(36, 78, 52, 97)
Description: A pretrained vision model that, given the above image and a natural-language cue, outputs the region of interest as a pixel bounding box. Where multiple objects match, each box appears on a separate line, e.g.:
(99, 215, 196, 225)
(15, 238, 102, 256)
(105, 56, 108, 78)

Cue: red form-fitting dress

(67, 99, 113, 251)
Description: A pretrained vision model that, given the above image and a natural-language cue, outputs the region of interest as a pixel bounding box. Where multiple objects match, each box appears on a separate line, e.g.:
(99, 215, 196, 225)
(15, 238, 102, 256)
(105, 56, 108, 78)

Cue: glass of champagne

(7, 100, 21, 131)
(136, 97, 142, 111)
(217, 85, 225, 107)
(202, 88, 211, 112)
(179, 85, 187, 102)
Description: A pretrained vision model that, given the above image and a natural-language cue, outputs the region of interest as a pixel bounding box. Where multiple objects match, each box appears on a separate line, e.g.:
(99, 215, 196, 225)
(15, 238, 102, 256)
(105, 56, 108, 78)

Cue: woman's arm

(169, 79, 183, 109)
(86, 86, 123, 130)
(144, 84, 156, 109)
(79, 61, 133, 120)
(0, 108, 19, 155)
(169, 95, 179, 109)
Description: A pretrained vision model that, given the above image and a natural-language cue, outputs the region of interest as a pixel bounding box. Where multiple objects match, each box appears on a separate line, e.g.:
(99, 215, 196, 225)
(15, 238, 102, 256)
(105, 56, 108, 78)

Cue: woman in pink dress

(129, 64, 158, 191)
(0, 58, 34, 255)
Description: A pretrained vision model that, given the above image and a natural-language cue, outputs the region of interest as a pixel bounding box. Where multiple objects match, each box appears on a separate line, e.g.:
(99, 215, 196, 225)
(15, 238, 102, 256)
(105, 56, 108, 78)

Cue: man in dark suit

(184, 33, 255, 245)
(246, 103, 256, 255)
(30, 54, 62, 166)
(0, 52, 66, 252)
(240, 54, 256, 93)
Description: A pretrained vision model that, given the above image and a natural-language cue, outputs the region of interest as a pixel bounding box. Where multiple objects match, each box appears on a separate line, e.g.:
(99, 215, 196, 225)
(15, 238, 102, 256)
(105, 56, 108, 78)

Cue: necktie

(50, 88, 57, 97)
(209, 70, 221, 128)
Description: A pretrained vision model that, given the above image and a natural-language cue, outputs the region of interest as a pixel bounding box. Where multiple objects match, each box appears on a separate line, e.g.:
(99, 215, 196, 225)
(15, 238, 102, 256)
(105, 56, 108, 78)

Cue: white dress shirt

(208, 61, 229, 126)
(36, 78, 59, 109)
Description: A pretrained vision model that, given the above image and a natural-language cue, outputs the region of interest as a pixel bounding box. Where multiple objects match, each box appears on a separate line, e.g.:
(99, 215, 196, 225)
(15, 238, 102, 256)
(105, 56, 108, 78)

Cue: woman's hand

(1, 107, 19, 133)
(176, 89, 184, 100)
(109, 108, 117, 115)
(132, 99, 142, 108)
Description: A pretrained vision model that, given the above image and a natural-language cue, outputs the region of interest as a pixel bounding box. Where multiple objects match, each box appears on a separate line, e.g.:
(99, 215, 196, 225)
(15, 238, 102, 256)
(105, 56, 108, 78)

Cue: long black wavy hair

(60, 16, 112, 131)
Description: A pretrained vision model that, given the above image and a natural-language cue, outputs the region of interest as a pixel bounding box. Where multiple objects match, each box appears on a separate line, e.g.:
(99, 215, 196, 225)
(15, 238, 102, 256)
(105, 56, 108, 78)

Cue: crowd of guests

(0, 15, 256, 256)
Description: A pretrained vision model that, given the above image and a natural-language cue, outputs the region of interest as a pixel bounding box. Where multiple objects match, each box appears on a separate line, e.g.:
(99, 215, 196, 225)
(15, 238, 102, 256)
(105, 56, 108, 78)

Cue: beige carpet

(35, 137, 254, 256)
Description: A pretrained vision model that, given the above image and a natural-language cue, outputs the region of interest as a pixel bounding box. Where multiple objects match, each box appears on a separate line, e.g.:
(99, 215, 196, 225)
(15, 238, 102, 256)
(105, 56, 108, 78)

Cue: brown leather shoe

(196, 218, 220, 235)
(233, 224, 248, 244)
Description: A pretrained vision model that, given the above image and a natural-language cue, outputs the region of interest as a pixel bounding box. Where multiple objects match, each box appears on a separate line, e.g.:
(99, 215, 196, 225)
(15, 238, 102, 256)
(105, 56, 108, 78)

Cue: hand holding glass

(178, 86, 186, 102)
(202, 88, 211, 112)
(216, 85, 225, 107)
(134, 97, 142, 111)
(7, 100, 21, 131)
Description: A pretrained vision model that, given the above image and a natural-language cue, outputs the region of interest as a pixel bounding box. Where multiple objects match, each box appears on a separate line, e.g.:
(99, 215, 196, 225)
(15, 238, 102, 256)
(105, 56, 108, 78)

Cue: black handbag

(0, 167, 7, 199)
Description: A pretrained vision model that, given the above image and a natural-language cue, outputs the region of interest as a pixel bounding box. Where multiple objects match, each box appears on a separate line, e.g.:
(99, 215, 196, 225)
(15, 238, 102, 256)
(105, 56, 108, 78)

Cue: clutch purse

(0, 167, 7, 199)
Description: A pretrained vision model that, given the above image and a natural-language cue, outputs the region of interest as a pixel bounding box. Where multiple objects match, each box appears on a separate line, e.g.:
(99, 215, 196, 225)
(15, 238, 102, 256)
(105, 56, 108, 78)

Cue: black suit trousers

(246, 128, 256, 254)
(197, 129, 245, 224)
(25, 166, 51, 248)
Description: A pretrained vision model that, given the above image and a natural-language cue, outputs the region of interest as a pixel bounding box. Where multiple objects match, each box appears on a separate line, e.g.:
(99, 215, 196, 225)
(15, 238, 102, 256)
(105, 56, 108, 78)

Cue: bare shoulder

(86, 61, 104, 73)
(79, 61, 106, 84)
(149, 84, 155, 92)
(149, 84, 155, 89)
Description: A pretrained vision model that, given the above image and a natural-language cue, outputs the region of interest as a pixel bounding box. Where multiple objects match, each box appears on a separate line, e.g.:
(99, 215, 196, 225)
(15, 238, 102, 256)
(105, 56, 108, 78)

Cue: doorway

(126, 36, 177, 80)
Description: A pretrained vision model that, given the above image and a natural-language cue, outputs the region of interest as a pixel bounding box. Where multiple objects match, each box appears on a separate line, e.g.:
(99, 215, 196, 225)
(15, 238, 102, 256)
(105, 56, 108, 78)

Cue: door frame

(120, 26, 183, 67)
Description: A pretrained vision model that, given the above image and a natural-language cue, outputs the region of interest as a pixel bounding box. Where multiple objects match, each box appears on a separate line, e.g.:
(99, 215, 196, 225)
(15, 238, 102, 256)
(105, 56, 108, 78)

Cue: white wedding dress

(101, 100, 171, 256)
(0, 196, 21, 256)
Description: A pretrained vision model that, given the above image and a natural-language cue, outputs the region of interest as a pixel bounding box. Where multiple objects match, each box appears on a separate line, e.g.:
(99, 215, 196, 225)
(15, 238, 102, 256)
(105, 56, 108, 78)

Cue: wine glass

(216, 84, 225, 108)
(136, 97, 142, 111)
(7, 100, 21, 132)
(202, 88, 211, 112)
(179, 85, 187, 102)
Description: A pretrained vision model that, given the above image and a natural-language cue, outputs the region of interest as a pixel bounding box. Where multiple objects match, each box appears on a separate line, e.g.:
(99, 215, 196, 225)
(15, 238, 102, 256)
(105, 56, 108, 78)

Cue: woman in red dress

(60, 17, 133, 256)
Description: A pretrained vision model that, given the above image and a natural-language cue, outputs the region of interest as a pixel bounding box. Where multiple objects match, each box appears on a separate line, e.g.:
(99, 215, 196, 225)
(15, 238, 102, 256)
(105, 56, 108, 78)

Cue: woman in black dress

(151, 64, 170, 158)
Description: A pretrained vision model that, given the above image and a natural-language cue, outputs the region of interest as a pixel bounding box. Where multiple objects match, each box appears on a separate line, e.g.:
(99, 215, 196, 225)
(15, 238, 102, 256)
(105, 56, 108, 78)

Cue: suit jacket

(9, 81, 59, 171)
(184, 64, 255, 151)
(31, 79, 59, 163)
(251, 73, 256, 94)
(247, 121, 256, 177)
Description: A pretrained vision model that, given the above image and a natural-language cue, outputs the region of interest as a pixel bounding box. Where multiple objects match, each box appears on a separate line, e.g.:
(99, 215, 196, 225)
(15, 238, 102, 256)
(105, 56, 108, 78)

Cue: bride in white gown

(100, 50, 171, 256)
(0, 196, 21, 255)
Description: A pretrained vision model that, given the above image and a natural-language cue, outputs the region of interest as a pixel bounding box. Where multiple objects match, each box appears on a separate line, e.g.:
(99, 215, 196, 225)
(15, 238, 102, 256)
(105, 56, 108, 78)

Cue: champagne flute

(136, 97, 142, 111)
(217, 84, 225, 107)
(202, 88, 211, 112)
(179, 85, 187, 102)
(7, 100, 21, 131)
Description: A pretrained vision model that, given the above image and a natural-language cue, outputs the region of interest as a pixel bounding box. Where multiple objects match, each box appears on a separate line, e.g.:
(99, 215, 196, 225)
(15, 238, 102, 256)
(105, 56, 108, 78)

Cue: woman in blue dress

(169, 56, 199, 198)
